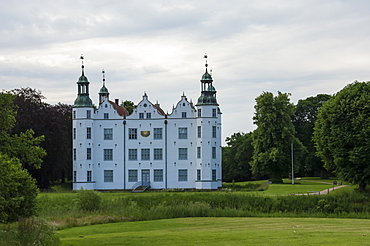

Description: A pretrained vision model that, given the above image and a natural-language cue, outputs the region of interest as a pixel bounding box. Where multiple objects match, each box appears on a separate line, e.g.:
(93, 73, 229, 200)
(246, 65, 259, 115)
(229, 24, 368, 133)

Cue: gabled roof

(109, 100, 128, 117)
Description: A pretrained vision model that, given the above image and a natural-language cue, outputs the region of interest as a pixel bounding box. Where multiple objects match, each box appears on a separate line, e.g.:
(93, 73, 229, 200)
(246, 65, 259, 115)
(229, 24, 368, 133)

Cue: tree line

(223, 81, 370, 191)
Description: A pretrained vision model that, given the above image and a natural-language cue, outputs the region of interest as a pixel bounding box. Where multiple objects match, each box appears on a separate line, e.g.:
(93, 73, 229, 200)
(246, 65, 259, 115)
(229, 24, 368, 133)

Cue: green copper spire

(196, 54, 218, 106)
(99, 69, 110, 104)
(74, 55, 93, 107)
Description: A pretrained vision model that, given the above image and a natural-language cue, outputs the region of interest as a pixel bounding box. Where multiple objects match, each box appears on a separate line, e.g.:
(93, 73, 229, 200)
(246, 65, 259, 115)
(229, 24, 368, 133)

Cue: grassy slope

(59, 217, 370, 246)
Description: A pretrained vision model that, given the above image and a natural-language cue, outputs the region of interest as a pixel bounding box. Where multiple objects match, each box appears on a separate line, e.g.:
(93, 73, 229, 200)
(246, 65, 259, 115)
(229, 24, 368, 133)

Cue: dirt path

(293, 180, 348, 195)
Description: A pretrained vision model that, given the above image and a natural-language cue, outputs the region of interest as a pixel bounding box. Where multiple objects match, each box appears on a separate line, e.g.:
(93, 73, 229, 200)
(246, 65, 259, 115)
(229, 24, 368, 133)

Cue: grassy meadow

(3, 178, 370, 245)
(58, 217, 370, 246)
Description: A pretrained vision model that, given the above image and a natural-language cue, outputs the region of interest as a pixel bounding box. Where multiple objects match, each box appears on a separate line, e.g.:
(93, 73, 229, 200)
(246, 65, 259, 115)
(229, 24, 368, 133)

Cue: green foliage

(314, 81, 370, 191)
(292, 94, 331, 177)
(0, 153, 39, 223)
(76, 189, 102, 211)
(123, 100, 136, 115)
(222, 132, 253, 182)
(0, 217, 59, 246)
(251, 91, 305, 182)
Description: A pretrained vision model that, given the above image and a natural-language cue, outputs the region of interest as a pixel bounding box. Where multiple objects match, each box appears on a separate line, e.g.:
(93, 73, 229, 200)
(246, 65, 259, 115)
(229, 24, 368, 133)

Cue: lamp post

(291, 143, 294, 185)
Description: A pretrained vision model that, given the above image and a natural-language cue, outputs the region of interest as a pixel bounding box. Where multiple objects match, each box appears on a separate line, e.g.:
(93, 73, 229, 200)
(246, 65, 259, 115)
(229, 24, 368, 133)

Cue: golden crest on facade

(141, 131, 150, 137)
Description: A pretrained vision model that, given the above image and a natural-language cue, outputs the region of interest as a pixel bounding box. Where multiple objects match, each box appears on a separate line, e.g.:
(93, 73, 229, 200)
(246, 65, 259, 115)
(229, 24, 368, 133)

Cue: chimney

(115, 99, 119, 105)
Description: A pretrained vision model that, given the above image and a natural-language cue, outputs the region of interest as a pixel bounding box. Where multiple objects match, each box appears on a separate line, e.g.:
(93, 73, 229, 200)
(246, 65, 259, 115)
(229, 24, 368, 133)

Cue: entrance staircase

(132, 181, 150, 193)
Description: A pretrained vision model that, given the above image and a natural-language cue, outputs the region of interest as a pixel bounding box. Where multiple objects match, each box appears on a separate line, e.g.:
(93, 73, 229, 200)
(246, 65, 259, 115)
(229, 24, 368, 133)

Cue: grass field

(58, 217, 370, 245)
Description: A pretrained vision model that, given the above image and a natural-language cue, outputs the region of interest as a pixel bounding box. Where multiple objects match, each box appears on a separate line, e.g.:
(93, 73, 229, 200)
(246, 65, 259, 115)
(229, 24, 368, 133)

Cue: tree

(9, 88, 72, 188)
(222, 132, 253, 182)
(251, 91, 305, 183)
(313, 81, 370, 191)
(0, 153, 38, 223)
(292, 94, 331, 177)
(123, 100, 135, 115)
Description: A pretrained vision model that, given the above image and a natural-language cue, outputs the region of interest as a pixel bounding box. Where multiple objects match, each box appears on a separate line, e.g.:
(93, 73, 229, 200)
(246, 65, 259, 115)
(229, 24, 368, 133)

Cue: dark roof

(109, 100, 128, 117)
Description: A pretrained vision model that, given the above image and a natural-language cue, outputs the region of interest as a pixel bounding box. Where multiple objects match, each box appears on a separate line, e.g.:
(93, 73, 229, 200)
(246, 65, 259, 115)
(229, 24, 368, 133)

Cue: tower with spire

(72, 54, 222, 191)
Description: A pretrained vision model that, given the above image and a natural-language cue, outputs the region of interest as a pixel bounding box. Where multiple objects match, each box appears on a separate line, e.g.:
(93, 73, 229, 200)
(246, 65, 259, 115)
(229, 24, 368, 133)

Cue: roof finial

(80, 54, 84, 75)
(204, 53, 208, 68)
(102, 69, 106, 86)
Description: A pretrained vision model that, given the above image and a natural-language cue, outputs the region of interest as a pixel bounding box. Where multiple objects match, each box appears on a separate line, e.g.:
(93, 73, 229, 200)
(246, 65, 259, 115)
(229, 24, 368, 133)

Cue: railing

(132, 181, 151, 191)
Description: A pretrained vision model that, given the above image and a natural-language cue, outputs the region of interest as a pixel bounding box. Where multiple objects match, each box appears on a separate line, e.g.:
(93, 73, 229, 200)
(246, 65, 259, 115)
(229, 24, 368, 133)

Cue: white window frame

(128, 149, 137, 161)
(86, 127, 91, 139)
(178, 169, 188, 182)
(178, 148, 188, 160)
(104, 128, 113, 140)
(154, 169, 163, 182)
(178, 127, 188, 139)
(87, 170, 92, 182)
(212, 126, 216, 138)
(141, 148, 150, 160)
(87, 148, 91, 160)
(128, 170, 138, 182)
(104, 149, 113, 161)
(212, 147, 216, 159)
(129, 128, 137, 139)
(153, 148, 163, 160)
(104, 170, 113, 182)
(153, 128, 162, 140)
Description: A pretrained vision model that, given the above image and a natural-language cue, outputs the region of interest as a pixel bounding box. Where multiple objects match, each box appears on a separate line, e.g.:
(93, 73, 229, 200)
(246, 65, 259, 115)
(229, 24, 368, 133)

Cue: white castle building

(72, 56, 222, 190)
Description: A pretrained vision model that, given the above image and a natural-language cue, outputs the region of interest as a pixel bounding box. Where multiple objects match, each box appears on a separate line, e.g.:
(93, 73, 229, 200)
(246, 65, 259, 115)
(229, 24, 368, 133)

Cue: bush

(0, 217, 59, 246)
(0, 153, 38, 223)
(76, 189, 102, 211)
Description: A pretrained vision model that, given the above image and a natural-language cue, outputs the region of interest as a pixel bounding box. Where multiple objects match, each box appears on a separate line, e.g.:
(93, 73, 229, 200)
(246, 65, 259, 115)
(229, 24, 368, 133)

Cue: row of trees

(223, 81, 370, 191)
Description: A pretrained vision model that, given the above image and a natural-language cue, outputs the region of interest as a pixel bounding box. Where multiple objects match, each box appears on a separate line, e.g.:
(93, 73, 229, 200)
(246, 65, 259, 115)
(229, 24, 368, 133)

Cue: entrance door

(142, 169, 150, 183)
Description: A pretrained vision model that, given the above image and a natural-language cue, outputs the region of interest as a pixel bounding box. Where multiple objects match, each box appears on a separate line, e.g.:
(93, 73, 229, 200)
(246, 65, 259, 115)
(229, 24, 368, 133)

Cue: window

(128, 170, 138, 182)
(104, 149, 113, 161)
(178, 127, 188, 139)
(197, 109, 201, 117)
(104, 128, 113, 140)
(197, 147, 201, 159)
(182, 112, 187, 118)
(139, 113, 144, 119)
(104, 113, 109, 119)
(73, 171, 76, 182)
(129, 128, 137, 139)
(154, 148, 163, 160)
(146, 113, 151, 119)
(73, 128, 76, 140)
(178, 148, 188, 160)
(87, 148, 91, 160)
(73, 148, 76, 160)
(154, 169, 163, 182)
(212, 126, 216, 138)
(141, 149, 150, 160)
(153, 128, 162, 139)
(212, 169, 217, 181)
(104, 170, 113, 182)
(87, 110, 91, 119)
(86, 127, 91, 139)
(87, 170, 92, 182)
(212, 147, 216, 159)
(197, 126, 201, 138)
(178, 169, 188, 182)
(73, 110, 76, 119)
(128, 149, 137, 161)
(197, 169, 201, 181)
(212, 108, 217, 117)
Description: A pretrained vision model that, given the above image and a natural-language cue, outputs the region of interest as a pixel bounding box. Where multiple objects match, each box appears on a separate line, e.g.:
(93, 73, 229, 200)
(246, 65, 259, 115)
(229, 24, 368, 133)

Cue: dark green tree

(123, 100, 135, 115)
(9, 88, 72, 188)
(251, 91, 305, 183)
(313, 81, 370, 191)
(292, 94, 331, 177)
(222, 132, 253, 182)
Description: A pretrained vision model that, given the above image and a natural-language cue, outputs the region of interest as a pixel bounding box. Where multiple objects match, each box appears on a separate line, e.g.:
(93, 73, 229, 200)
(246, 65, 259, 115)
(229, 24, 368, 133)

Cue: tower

(195, 54, 222, 189)
(99, 70, 110, 105)
(72, 56, 95, 190)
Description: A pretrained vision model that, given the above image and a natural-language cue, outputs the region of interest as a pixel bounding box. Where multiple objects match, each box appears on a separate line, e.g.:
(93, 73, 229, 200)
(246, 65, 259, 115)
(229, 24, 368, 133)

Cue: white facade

(72, 59, 222, 190)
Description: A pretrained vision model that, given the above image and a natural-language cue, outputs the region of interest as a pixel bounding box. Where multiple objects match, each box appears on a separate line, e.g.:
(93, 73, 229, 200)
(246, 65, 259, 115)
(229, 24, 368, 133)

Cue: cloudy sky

(2, 0, 370, 144)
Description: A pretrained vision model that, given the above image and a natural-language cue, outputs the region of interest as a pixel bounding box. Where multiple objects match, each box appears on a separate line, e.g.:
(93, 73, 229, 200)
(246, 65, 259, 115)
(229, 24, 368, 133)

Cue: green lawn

(59, 217, 370, 245)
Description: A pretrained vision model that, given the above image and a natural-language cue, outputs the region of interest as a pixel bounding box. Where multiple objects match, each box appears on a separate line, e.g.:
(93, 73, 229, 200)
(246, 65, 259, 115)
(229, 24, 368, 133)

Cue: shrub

(0, 217, 59, 246)
(76, 189, 102, 211)
(0, 153, 38, 223)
